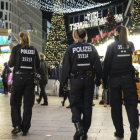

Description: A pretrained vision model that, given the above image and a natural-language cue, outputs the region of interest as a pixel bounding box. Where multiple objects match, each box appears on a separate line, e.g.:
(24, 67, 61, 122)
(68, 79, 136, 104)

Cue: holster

(87, 70, 93, 77)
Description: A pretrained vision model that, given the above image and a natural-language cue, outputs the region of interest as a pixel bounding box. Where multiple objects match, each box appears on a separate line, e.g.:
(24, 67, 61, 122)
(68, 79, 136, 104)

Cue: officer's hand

(95, 79, 101, 87)
(63, 85, 67, 91)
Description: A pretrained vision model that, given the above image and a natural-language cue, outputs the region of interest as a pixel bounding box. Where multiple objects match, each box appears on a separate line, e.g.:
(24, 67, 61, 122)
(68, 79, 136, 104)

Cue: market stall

(133, 50, 140, 101)
(0, 29, 12, 93)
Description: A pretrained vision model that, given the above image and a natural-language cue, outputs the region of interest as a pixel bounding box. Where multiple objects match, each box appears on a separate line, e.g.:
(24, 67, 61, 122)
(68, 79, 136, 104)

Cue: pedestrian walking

(1, 62, 11, 94)
(36, 53, 49, 106)
(103, 25, 139, 140)
(61, 28, 102, 140)
(8, 31, 40, 136)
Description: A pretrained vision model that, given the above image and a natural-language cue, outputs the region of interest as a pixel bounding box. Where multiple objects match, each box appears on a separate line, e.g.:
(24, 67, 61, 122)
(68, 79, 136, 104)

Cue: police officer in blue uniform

(103, 25, 139, 140)
(8, 31, 40, 136)
(61, 29, 102, 140)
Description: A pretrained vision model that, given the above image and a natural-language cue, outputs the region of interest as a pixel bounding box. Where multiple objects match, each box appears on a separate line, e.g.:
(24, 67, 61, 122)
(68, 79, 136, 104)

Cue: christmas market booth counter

(133, 50, 140, 101)
(0, 29, 12, 93)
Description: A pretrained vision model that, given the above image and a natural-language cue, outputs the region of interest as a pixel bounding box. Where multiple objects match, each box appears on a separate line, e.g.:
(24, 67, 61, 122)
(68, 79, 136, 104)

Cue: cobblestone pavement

(0, 93, 140, 140)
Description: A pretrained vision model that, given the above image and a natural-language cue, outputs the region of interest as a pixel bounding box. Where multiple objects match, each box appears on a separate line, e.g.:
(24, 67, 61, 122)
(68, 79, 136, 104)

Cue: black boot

(61, 101, 65, 106)
(81, 132, 88, 140)
(36, 99, 40, 104)
(130, 128, 137, 140)
(114, 132, 124, 139)
(73, 122, 84, 140)
(11, 126, 21, 134)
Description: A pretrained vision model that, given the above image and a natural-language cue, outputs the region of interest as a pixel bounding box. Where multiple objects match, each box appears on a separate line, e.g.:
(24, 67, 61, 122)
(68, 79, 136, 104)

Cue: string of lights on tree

(45, 12, 68, 65)
(104, 8, 117, 32)
(130, 0, 140, 34)
(21, 0, 110, 13)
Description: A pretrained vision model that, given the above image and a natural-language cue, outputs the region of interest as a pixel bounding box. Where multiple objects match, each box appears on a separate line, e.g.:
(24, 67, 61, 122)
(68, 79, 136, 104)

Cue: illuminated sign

(69, 11, 123, 31)
(0, 36, 12, 45)
(0, 46, 10, 53)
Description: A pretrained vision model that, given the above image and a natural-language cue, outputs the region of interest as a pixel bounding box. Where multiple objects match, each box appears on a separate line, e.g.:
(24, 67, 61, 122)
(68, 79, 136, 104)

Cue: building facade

(0, 0, 43, 52)
(42, 19, 50, 53)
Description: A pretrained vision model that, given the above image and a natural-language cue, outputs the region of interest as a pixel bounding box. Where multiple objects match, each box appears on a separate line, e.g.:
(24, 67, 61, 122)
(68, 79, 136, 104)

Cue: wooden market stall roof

(0, 29, 9, 36)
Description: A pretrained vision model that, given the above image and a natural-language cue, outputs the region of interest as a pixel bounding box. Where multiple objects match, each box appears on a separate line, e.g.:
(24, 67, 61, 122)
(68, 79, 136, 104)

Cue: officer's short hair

(73, 29, 87, 43)
(40, 53, 46, 60)
(19, 31, 30, 48)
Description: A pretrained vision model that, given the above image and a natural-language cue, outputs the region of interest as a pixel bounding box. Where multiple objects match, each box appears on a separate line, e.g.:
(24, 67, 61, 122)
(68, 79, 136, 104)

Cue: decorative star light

(21, 0, 110, 13)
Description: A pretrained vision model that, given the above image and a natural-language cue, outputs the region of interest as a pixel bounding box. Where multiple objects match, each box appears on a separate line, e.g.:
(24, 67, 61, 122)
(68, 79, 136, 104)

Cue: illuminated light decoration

(45, 13, 68, 65)
(70, 11, 123, 31)
(104, 8, 117, 32)
(21, 0, 110, 13)
(130, 0, 140, 34)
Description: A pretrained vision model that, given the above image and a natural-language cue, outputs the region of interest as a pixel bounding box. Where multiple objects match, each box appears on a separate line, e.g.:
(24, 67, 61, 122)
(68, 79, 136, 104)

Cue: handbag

(34, 72, 41, 85)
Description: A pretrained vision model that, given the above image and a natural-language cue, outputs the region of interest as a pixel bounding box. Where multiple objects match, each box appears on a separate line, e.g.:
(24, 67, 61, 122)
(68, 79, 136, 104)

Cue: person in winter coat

(36, 53, 49, 106)
(1, 62, 11, 94)
(50, 65, 58, 79)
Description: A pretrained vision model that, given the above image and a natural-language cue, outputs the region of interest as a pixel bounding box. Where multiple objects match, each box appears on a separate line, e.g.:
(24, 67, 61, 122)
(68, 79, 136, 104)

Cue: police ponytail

(73, 29, 87, 43)
(19, 31, 30, 48)
(116, 25, 129, 49)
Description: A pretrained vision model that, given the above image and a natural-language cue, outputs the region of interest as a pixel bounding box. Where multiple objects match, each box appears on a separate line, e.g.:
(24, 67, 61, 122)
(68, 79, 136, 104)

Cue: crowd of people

(0, 25, 139, 140)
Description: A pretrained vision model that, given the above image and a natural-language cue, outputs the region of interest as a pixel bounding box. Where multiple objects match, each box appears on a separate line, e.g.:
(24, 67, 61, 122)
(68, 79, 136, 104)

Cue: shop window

(6, 2, 8, 10)
(6, 22, 8, 29)
(10, 4, 11, 11)
(0, 12, 3, 19)
(9, 13, 10, 21)
(5, 12, 7, 20)
(1, 1, 4, 9)
(9, 23, 11, 29)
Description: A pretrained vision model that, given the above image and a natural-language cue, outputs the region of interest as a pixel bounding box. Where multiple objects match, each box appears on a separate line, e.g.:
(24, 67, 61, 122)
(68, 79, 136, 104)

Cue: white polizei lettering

(73, 46, 92, 53)
(117, 54, 131, 57)
(88, 46, 92, 51)
(21, 49, 35, 54)
(77, 63, 90, 66)
(77, 47, 81, 52)
(73, 48, 77, 53)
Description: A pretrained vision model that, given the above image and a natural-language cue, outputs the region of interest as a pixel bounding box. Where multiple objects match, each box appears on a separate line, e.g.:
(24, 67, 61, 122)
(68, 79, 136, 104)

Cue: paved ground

(0, 93, 140, 140)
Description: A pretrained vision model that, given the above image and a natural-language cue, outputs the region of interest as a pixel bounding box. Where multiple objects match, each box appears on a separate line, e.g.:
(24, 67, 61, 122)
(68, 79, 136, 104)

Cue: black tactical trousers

(38, 84, 48, 104)
(109, 75, 139, 134)
(70, 74, 94, 132)
(10, 75, 35, 133)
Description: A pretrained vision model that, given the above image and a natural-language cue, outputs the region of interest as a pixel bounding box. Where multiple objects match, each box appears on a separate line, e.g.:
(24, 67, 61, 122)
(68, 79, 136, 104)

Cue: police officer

(103, 25, 139, 140)
(8, 31, 40, 136)
(61, 29, 102, 140)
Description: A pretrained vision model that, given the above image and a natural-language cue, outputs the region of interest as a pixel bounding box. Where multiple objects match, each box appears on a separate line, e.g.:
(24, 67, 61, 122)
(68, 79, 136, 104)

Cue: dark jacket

(8, 44, 40, 73)
(60, 42, 102, 84)
(103, 35, 135, 80)
(38, 60, 49, 85)
(50, 68, 58, 79)
(1, 66, 11, 82)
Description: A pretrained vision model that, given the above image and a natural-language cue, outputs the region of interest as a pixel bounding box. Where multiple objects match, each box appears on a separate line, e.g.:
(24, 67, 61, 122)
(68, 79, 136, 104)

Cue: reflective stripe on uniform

(117, 54, 131, 57)
(77, 63, 90, 66)
(20, 66, 32, 69)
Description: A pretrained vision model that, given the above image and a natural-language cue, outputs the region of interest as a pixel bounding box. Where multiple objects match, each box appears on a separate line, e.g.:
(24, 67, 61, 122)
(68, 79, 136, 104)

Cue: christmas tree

(130, 0, 140, 33)
(104, 8, 117, 32)
(45, 12, 68, 66)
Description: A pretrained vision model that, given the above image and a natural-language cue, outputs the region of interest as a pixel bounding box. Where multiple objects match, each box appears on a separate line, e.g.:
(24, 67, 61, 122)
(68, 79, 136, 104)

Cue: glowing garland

(21, 0, 110, 13)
